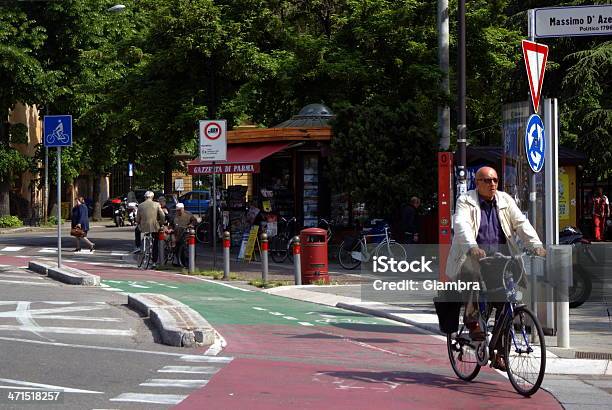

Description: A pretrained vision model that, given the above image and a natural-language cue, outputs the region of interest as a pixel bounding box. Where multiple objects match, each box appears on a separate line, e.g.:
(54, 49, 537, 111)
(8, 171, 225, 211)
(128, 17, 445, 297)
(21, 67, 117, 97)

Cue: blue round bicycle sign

(525, 114, 545, 173)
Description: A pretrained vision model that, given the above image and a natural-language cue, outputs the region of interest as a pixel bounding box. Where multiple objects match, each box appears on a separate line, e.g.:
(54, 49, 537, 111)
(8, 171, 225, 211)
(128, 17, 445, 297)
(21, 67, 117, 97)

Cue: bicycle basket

(433, 294, 461, 334)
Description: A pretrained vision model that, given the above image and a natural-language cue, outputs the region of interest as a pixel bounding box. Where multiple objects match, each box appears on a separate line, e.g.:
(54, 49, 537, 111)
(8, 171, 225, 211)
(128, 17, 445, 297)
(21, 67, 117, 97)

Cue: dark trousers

(135, 226, 141, 248)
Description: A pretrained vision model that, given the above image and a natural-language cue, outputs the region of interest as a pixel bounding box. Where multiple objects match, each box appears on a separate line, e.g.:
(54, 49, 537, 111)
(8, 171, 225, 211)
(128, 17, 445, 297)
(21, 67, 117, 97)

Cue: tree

(0, 4, 58, 216)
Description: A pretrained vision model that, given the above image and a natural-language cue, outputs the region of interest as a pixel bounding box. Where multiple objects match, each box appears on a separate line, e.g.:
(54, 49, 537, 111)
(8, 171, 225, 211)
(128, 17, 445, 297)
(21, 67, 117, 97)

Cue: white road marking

(111, 252, 128, 256)
(179, 355, 233, 363)
(4, 314, 121, 322)
(38, 248, 57, 253)
(0, 279, 55, 286)
(16, 301, 51, 341)
(139, 379, 209, 388)
(0, 378, 102, 394)
(158, 366, 219, 374)
(0, 274, 43, 280)
(283, 316, 298, 320)
(1, 246, 24, 252)
(252, 307, 267, 311)
(0, 305, 109, 317)
(189, 276, 252, 292)
(128, 283, 149, 289)
(268, 312, 284, 316)
(204, 330, 227, 356)
(299, 322, 314, 326)
(0, 335, 222, 357)
(15, 256, 29, 258)
(109, 393, 186, 404)
(0, 325, 135, 336)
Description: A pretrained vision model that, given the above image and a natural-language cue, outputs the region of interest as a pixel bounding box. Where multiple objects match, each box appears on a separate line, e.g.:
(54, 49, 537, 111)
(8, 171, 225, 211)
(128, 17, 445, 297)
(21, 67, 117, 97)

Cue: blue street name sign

(525, 114, 546, 173)
(43, 115, 72, 147)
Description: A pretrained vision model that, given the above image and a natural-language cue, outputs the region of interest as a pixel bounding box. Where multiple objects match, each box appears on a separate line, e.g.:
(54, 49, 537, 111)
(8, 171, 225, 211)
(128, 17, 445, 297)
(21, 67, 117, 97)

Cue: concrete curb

(127, 293, 215, 348)
(28, 261, 100, 286)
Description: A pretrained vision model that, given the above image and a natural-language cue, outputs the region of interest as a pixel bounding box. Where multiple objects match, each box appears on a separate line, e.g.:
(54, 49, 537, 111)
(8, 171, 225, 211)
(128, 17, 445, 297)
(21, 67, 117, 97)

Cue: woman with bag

(71, 196, 95, 252)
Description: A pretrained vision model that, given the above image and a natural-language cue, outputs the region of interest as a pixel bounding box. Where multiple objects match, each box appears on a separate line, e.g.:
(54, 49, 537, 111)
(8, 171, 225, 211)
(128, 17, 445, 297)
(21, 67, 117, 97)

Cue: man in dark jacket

(401, 197, 421, 244)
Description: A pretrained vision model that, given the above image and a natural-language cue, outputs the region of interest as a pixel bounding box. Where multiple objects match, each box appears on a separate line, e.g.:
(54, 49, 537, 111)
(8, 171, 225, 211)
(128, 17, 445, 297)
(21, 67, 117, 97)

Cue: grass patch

(248, 279, 292, 289)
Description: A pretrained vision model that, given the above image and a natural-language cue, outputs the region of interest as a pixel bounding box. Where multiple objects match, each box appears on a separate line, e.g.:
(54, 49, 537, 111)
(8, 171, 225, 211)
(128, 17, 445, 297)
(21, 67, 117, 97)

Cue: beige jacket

(136, 199, 165, 233)
(445, 190, 543, 280)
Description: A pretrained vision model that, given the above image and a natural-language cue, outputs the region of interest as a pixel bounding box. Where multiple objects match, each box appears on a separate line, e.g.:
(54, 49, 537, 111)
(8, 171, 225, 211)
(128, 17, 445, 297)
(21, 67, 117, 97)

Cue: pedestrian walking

(71, 196, 95, 252)
(592, 187, 609, 241)
(401, 196, 421, 243)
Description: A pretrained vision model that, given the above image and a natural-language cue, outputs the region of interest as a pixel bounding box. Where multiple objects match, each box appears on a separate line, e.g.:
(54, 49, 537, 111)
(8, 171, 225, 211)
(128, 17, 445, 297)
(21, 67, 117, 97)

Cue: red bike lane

(1, 256, 562, 409)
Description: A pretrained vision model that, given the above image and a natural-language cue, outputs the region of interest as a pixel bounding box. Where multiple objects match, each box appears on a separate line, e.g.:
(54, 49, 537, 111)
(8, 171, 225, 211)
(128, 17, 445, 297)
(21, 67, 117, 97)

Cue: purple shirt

(477, 196, 506, 255)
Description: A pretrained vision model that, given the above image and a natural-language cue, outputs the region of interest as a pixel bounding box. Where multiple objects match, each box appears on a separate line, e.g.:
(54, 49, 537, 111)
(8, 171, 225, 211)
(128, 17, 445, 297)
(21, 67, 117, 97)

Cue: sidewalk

(262, 284, 612, 376)
(0, 219, 113, 235)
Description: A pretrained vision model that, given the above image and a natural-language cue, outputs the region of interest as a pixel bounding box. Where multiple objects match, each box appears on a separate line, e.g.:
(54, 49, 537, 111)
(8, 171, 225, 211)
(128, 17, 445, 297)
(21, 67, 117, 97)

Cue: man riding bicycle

(170, 203, 198, 266)
(445, 166, 546, 369)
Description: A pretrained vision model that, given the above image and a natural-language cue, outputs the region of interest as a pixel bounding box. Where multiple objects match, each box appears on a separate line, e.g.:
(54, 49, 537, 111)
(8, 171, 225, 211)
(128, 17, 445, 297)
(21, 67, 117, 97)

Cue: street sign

(199, 120, 227, 161)
(525, 114, 546, 173)
(44, 115, 72, 147)
(128, 162, 133, 177)
(533, 5, 612, 38)
(522, 40, 548, 113)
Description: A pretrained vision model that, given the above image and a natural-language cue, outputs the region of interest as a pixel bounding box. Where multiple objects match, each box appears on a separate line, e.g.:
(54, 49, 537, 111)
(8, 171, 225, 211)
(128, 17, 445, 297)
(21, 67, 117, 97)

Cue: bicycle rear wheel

(375, 240, 407, 261)
(505, 306, 546, 397)
(338, 239, 361, 270)
(447, 305, 481, 381)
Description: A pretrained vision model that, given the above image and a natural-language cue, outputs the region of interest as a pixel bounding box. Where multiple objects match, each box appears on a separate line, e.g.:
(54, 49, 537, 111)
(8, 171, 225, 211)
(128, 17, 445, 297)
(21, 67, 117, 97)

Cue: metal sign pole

(527, 11, 538, 318)
(57, 146, 62, 268)
(212, 162, 217, 269)
(44, 147, 49, 223)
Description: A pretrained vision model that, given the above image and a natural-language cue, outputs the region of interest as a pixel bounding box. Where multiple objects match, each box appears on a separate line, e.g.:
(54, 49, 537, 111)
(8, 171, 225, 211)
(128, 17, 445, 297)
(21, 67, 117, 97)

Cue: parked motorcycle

(112, 198, 125, 227)
(560, 226, 597, 308)
(126, 201, 138, 226)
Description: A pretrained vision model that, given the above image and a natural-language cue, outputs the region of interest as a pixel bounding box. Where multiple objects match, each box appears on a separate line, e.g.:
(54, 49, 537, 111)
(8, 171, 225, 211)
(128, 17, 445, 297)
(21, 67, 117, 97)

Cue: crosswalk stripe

(139, 379, 209, 388)
(299, 322, 314, 326)
(179, 355, 233, 363)
(1, 247, 24, 252)
(109, 393, 187, 404)
(158, 366, 219, 374)
(0, 280, 55, 286)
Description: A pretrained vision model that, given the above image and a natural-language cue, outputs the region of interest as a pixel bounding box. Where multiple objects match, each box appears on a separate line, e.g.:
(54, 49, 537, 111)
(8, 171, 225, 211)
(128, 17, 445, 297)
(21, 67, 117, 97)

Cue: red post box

(299, 228, 329, 284)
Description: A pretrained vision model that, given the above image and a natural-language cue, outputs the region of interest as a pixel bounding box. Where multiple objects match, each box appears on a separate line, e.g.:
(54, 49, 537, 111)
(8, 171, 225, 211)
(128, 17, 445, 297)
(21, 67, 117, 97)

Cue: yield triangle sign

(522, 40, 548, 113)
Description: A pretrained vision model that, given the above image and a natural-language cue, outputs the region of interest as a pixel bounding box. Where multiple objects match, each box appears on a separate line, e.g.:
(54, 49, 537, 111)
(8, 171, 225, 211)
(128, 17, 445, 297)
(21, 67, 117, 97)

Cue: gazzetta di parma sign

(199, 120, 227, 161)
(189, 163, 260, 175)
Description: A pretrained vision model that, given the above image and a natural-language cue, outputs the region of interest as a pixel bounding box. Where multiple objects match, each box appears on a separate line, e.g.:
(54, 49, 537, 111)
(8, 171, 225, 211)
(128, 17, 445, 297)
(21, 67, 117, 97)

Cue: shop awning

(188, 142, 292, 174)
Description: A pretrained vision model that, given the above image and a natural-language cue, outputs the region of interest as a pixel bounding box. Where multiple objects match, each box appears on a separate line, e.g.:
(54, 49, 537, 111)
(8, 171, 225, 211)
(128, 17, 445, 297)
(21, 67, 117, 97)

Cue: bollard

(553, 245, 572, 349)
(293, 236, 301, 286)
(261, 233, 269, 283)
(158, 229, 166, 265)
(187, 228, 196, 274)
(223, 231, 230, 280)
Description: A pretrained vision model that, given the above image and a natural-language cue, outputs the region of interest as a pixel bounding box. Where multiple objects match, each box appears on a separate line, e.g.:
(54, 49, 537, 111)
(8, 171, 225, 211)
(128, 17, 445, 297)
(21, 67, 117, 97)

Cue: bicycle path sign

(44, 115, 72, 147)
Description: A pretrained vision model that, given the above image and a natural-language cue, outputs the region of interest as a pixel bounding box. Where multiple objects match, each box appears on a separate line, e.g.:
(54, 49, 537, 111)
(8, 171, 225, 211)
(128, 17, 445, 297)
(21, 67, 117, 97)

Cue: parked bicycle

(270, 217, 297, 263)
(270, 218, 332, 263)
(444, 252, 546, 397)
(337, 224, 406, 270)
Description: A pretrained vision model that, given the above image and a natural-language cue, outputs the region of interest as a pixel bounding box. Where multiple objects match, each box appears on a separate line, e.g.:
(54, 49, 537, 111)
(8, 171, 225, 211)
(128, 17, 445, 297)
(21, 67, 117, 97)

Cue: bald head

(475, 167, 499, 200)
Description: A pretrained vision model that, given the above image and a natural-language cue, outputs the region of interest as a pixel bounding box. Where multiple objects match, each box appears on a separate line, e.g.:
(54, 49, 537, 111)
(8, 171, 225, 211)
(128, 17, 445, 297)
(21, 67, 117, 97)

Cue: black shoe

(467, 322, 485, 341)
(73, 248, 81, 252)
(89, 244, 95, 253)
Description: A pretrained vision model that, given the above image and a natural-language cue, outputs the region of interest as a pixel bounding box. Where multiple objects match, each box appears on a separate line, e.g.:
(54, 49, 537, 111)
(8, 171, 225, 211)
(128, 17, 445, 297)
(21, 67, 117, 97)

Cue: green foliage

(8, 123, 28, 144)
(330, 103, 437, 218)
(47, 216, 64, 225)
(0, 215, 23, 228)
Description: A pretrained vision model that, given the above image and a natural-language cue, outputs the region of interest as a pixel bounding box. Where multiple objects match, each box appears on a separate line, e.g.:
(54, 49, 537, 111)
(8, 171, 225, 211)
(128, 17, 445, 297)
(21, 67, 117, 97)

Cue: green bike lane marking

(102, 279, 388, 327)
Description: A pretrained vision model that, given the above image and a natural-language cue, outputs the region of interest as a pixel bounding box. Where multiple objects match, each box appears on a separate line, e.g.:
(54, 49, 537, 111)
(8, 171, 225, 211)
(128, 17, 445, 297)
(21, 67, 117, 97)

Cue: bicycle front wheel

(138, 235, 152, 269)
(270, 235, 288, 263)
(447, 304, 481, 381)
(374, 240, 406, 261)
(505, 306, 546, 397)
(338, 239, 361, 270)
(195, 222, 210, 244)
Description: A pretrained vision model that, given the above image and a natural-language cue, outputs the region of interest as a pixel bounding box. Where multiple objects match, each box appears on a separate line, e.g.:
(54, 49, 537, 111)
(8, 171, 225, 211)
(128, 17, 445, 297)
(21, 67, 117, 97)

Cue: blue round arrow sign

(525, 114, 545, 173)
